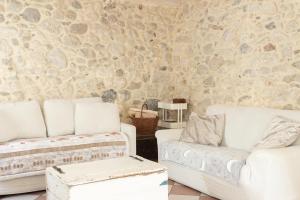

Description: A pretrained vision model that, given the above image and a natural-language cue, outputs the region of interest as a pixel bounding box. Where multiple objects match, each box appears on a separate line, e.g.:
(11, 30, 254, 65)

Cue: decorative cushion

(0, 101, 46, 139)
(75, 103, 120, 135)
(255, 116, 300, 149)
(0, 111, 18, 142)
(0, 132, 128, 179)
(180, 113, 225, 146)
(44, 97, 102, 137)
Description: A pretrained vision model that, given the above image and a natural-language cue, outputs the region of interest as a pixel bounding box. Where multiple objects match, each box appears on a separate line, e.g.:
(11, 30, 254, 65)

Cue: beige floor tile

(169, 195, 200, 200)
(170, 185, 201, 196)
(168, 179, 176, 185)
(169, 185, 173, 193)
(35, 193, 47, 200)
(174, 182, 182, 186)
(1, 193, 41, 200)
(199, 196, 218, 200)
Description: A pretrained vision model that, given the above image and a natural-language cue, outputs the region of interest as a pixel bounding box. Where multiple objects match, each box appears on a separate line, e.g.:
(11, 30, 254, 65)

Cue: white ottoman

(46, 156, 168, 200)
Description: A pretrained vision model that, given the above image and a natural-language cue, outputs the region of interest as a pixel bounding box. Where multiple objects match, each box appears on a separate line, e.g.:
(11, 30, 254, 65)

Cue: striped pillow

(255, 116, 300, 149)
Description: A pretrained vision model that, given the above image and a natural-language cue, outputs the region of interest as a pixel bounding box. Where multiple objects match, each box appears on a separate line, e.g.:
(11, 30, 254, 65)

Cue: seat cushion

(159, 141, 249, 184)
(0, 132, 128, 180)
(75, 102, 120, 135)
(43, 97, 102, 137)
(0, 101, 46, 139)
(206, 105, 300, 151)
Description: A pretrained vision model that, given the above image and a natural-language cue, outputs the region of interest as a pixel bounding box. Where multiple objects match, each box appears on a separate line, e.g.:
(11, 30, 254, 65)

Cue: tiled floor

(168, 180, 218, 200)
(1, 180, 218, 200)
(1, 191, 46, 200)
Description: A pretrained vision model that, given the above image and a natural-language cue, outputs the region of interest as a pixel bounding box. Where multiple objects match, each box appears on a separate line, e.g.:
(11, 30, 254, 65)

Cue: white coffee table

(46, 156, 168, 200)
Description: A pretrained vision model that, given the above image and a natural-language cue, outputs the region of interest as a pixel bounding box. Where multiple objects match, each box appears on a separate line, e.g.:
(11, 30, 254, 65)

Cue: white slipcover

(206, 105, 300, 151)
(156, 105, 300, 200)
(159, 140, 249, 184)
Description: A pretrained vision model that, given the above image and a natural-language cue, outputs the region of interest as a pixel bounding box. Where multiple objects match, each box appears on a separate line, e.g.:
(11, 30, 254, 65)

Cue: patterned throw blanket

(159, 141, 249, 184)
(0, 132, 128, 181)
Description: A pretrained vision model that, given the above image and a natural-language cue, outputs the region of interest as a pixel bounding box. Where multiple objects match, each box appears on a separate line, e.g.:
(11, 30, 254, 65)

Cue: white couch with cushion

(156, 105, 300, 200)
(0, 98, 136, 195)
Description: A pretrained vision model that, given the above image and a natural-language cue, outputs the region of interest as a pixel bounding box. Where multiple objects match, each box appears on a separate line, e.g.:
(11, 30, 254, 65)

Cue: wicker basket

(130, 103, 159, 135)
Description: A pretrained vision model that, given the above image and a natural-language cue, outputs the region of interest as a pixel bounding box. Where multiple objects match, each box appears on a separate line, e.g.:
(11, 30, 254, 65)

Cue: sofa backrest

(206, 105, 300, 151)
(0, 101, 47, 140)
(75, 102, 121, 135)
(43, 97, 102, 137)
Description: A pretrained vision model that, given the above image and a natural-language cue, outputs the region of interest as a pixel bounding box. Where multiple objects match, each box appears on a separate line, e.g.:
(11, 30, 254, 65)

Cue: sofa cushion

(0, 111, 18, 142)
(206, 105, 300, 151)
(159, 140, 249, 184)
(0, 132, 128, 180)
(255, 116, 300, 149)
(75, 102, 120, 135)
(43, 97, 102, 137)
(180, 113, 225, 146)
(43, 100, 73, 137)
(0, 101, 46, 139)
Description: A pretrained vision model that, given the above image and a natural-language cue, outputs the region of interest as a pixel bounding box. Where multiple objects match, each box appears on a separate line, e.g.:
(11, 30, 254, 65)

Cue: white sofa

(156, 105, 300, 200)
(0, 98, 136, 195)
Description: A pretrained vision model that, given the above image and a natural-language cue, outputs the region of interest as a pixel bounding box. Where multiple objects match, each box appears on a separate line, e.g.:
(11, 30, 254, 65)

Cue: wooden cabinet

(136, 134, 158, 161)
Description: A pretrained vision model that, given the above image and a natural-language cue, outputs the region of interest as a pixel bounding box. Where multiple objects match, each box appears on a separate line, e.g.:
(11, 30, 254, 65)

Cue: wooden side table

(136, 134, 158, 161)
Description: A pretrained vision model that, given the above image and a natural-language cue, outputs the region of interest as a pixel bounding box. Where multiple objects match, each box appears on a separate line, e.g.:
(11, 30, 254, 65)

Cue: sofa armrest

(243, 145, 300, 200)
(120, 123, 136, 156)
(155, 129, 182, 145)
(155, 129, 182, 161)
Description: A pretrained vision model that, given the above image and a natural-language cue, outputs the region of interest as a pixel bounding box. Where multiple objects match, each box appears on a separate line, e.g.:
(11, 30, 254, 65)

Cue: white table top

(47, 156, 167, 186)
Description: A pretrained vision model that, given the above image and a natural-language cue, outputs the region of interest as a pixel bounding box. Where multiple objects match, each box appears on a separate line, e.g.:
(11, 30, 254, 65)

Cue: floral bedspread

(0, 132, 128, 180)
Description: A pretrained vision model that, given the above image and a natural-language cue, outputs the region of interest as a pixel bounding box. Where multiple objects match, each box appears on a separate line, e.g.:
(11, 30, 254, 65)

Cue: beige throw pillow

(180, 113, 225, 146)
(255, 116, 300, 149)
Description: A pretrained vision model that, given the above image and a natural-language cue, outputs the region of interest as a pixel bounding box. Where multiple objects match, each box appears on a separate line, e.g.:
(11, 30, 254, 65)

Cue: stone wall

(0, 0, 178, 118)
(1, 0, 300, 118)
(173, 0, 300, 114)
